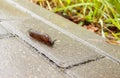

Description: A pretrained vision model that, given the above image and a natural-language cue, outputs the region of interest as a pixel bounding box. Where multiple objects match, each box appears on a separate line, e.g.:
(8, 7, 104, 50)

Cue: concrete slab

(1, 19, 103, 68)
(10, 0, 120, 63)
(0, 25, 9, 35)
(0, 0, 29, 22)
(0, 0, 103, 68)
(0, 24, 12, 38)
(0, 37, 69, 78)
(66, 58, 120, 78)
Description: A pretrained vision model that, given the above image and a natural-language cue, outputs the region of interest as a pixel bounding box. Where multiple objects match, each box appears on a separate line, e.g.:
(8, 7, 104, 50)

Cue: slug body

(29, 30, 56, 46)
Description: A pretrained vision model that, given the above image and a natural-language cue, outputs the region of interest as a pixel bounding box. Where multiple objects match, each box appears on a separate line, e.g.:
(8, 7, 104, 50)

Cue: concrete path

(0, 0, 120, 78)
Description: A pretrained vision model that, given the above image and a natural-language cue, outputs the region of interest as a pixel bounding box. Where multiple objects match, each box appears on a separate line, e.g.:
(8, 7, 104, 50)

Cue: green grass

(32, 0, 120, 40)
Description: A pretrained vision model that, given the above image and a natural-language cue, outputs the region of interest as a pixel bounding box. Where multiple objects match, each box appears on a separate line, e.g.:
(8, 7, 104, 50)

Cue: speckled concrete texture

(0, 37, 69, 78)
(1, 19, 103, 68)
(9, 0, 120, 64)
(0, 0, 103, 68)
(0, 0, 120, 78)
(66, 58, 120, 78)
(0, 24, 12, 38)
(0, 25, 9, 35)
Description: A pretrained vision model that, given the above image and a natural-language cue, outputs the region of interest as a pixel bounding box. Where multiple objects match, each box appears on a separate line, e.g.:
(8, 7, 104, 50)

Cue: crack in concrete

(0, 33, 16, 39)
(26, 41, 105, 69)
(1, 0, 108, 70)
(6, 0, 120, 64)
(65, 56, 105, 69)
(13, 36, 105, 70)
(21, 39, 106, 70)
(40, 52, 105, 70)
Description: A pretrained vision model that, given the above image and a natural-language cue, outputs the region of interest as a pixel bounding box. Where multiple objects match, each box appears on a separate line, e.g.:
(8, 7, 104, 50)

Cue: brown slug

(28, 29, 56, 47)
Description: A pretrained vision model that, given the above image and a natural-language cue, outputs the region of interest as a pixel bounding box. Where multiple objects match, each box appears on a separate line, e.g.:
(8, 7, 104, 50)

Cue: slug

(28, 29, 56, 47)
